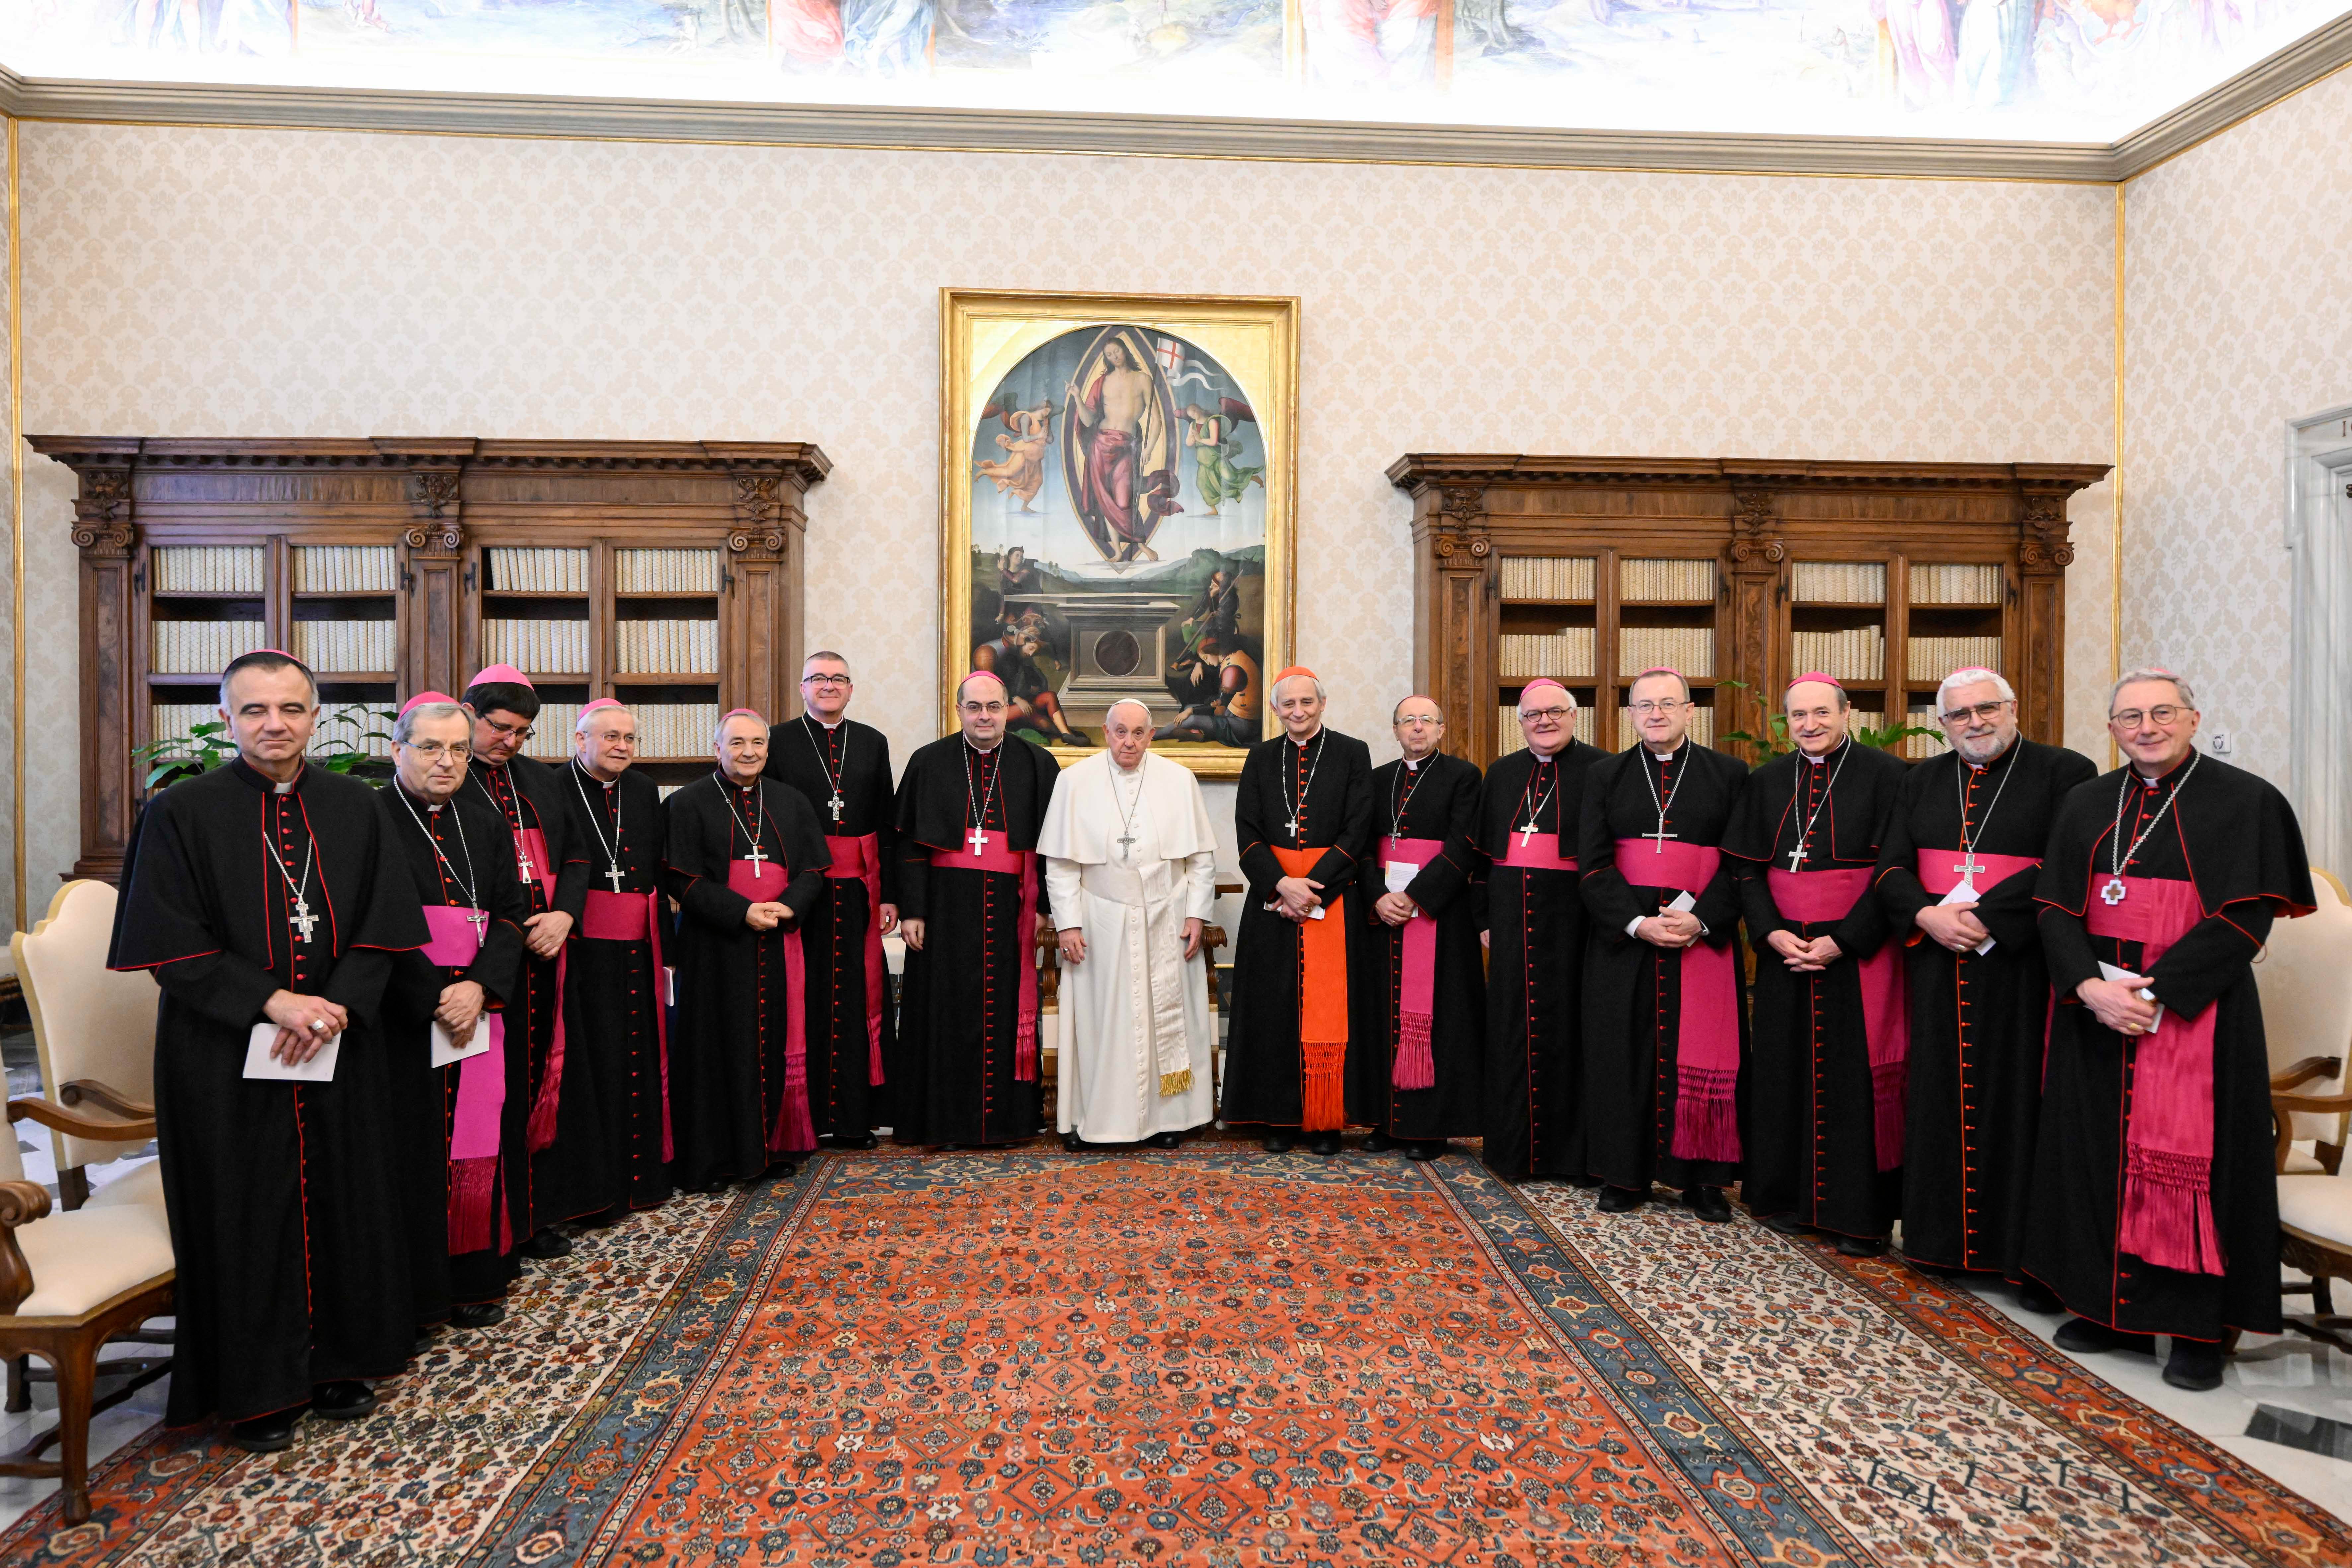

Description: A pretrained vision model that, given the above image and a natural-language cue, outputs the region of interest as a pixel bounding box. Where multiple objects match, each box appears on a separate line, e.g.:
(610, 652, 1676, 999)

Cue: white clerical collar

(272, 780, 295, 794)
(966, 738, 1002, 755)
(1645, 741, 1682, 761)
(817, 716, 843, 730)
(1404, 756, 1421, 771)
(1113, 758, 1144, 777)
(1289, 730, 1321, 749)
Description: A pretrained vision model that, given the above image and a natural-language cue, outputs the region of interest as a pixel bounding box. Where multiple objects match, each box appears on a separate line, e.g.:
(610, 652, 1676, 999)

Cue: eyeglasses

(480, 715, 535, 743)
(802, 674, 851, 688)
(2109, 705, 2191, 729)
(1939, 701, 2013, 725)
(402, 741, 472, 760)
(1627, 700, 1685, 716)
(1519, 707, 1573, 724)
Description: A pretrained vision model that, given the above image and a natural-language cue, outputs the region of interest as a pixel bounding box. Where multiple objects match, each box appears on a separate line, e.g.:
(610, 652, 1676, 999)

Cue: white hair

(392, 701, 467, 746)
(1271, 672, 1325, 704)
(713, 710, 767, 751)
(1516, 685, 1579, 714)
(1934, 667, 2015, 713)
(575, 705, 632, 738)
(2110, 667, 2198, 713)
(1104, 697, 1154, 725)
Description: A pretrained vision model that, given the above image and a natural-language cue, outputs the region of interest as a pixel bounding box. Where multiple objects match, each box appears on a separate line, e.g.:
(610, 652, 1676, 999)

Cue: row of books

(1498, 557, 1596, 602)
(1790, 629, 1886, 682)
(1907, 636, 2004, 683)
(1496, 703, 1597, 755)
(149, 705, 219, 753)
(153, 620, 266, 673)
(1621, 559, 1715, 602)
(290, 620, 397, 674)
(614, 549, 721, 594)
(630, 703, 724, 760)
(1497, 630, 1594, 681)
(1911, 562, 2004, 605)
(1617, 628, 1715, 678)
(1791, 562, 1888, 605)
(616, 619, 720, 675)
(487, 548, 591, 594)
(153, 546, 265, 595)
(522, 705, 583, 761)
(291, 546, 398, 595)
(483, 619, 592, 673)
(1902, 709, 1953, 760)
(315, 703, 395, 758)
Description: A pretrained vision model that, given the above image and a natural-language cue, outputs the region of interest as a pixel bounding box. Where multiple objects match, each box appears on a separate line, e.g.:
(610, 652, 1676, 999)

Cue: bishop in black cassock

(1723, 679, 1908, 1253)
(891, 673, 1057, 1148)
(1873, 678, 2094, 1300)
(1578, 676, 1749, 1218)
(2027, 673, 2311, 1390)
(463, 666, 608, 1250)
(376, 697, 533, 1328)
(764, 660, 898, 1147)
(562, 700, 674, 1212)
(667, 714, 830, 1190)
(108, 652, 427, 1448)
(1223, 669, 1374, 1156)
(1479, 683, 1606, 1183)
(1349, 699, 1483, 1159)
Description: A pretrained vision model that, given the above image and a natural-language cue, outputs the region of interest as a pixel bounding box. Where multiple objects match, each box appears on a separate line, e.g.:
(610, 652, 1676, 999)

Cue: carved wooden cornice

(1393, 453, 2111, 500)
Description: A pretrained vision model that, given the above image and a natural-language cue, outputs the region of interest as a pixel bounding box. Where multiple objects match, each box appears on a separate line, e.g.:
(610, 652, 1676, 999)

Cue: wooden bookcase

(28, 437, 829, 883)
(1387, 456, 2110, 768)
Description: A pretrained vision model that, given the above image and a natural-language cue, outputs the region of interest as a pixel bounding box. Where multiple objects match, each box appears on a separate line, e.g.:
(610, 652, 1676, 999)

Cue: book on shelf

(313, 702, 393, 759)
(1788, 628, 1886, 682)
(1618, 559, 1715, 602)
(617, 618, 719, 675)
(614, 548, 721, 594)
(1902, 706, 1951, 759)
(149, 703, 220, 753)
(633, 702, 722, 759)
(1497, 629, 1594, 681)
(153, 619, 268, 674)
(487, 547, 590, 594)
(290, 546, 397, 595)
(524, 704, 582, 760)
(484, 618, 590, 675)
(1905, 635, 2003, 683)
(151, 545, 266, 595)
(1909, 562, 2003, 606)
(1616, 627, 1715, 678)
(1790, 562, 1888, 605)
(291, 619, 395, 674)
(1497, 557, 1595, 602)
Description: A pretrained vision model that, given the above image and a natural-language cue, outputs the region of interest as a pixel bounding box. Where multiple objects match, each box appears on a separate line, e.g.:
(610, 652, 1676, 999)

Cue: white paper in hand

(1937, 882, 1997, 954)
(2098, 961, 2164, 1032)
(431, 1020, 492, 1069)
(1384, 860, 1419, 895)
(1667, 890, 1698, 914)
(244, 1021, 340, 1082)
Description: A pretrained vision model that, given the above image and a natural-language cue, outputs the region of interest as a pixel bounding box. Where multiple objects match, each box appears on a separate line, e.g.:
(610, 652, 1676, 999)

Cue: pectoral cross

(515, 844, 534, 884)
(1651, 827, 1679, 850)
(1116, 829, 1137, 861)
(1953, 850, 1985, 882)
(604, 861, 626, 894)
(1519, 819, 1539, 847)
(828, 795, 844, 824)
(467, 907, 490, 940)
(745, 842, 768, 881)
(289, 899, 318, 945)
(967, 825, 990, 856)
(1786, 840, 1808, 873)
(2100, 876, 2128, 906)
(1285, 816, 1300, 839)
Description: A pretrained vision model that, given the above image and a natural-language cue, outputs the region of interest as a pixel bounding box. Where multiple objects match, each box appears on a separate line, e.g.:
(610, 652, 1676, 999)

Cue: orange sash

(1274, 845, 1350, 1131)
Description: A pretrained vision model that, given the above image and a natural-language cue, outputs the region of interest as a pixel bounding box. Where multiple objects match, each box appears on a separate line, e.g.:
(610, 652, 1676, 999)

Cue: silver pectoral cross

(467, 907, 490, 939)
(745, 842, 768, 880)
(290, 899, 318, 945)
(1651, 826, 1679, 849)
(515, 845, 534, 884)
(828, 795, 844, 823)
(2100, 876, 2128, 906)
(1116, 829, 1138, 860)
(1285, 816, 1300, 839)
(604, 862, 626, 894)
(967, 825, 991, 856)
(1787, 841, 1808, 873)
(1519, 820, 1539, 847)
(1953, 850, 1985, 881)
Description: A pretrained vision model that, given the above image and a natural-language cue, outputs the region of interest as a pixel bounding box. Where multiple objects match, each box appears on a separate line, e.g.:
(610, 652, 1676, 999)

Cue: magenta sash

(929, 840, 1042, 1082)
(1496, 833, 1577, 872)
(1617, 839, 1742, 1162)
(1766, 866, 1907, 1171)
(2084, 875, 2222, 1277)
(1374, 837, 1444, 1091)
(581, 887, 675, 1161)
(513, 824, 568, 1154)
(1915, 849, 2044, 899)
(421, 904, 509, 1255)
(728, 856, 814, 1155)
(824, 833, 887, 1085)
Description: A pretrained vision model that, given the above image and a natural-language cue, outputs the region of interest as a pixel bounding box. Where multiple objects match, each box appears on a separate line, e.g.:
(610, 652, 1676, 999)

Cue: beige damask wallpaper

(8, 125, 2118, 900)
(2120, 65, 2352, 793)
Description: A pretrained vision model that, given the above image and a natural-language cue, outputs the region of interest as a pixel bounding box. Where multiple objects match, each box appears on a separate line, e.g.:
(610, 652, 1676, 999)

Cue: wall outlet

(2209, 729, 2234, 756)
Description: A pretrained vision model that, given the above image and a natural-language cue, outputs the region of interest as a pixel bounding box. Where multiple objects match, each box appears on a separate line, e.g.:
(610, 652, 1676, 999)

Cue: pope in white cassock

(1040, 698, 1221, 1149)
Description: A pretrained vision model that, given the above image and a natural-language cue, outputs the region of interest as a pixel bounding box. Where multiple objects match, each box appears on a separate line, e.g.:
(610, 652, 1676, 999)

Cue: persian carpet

(5, 1147, 2347, 1567)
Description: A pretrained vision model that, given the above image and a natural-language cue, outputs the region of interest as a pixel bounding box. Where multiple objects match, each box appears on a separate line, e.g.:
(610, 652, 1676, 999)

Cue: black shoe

(2052, 1316, 2157, 1356)
(1147, 1132, 1182, 1150)
(936, 1143, 966, 1153)
(1261, 1134, 1294, 1154)
(1309, 1133, 1342, 1157)
(1362, 1131, 1397, 1154)
(412, 1329, 437, 1356)
(1757, 1212, 1812, 1236)
(1562, 1174, 1603, 1190)
(1684, 1186, 1732, 1224)
(1404, 1141, 1447, 1162)
(686, 1175, 732, 1196)
(450, 1301, 506, 1329)
(310, 1381, 377, 1421)
(2163, 1338, 2227, 1391)
(769, 1160, 798, 1180)
(1596, 1185, 1647, 1214)
(847, 1134, 879, 1150)
(1062, 1131, 1088, 1152)
(227, 1411, 298, 1453)
(1835, 1234, 1888, 1258)
(521, 1228, 573, 1260)
(2013, 1279, 2064, 1314)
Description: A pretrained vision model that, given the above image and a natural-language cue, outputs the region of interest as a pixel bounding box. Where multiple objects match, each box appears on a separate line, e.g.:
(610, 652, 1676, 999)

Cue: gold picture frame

(939, 288, 1300, 779)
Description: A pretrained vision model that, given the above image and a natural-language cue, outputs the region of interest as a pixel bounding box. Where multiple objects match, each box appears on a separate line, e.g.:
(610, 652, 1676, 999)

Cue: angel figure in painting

(1181, 401, 1265, 517)
(975, 400, 1055, 513)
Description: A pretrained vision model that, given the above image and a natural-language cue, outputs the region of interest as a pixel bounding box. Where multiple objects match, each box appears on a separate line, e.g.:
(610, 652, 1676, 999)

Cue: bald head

(1392, 696, 1445, 762)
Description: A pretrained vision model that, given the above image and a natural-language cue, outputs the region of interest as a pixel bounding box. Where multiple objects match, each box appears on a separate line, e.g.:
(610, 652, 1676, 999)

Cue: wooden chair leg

(4, 1355, 25, 1414)
(52, 1342, 96, 1527)
(2317, 1277, 2337, 1316)
(56, 1167, 90, 1214)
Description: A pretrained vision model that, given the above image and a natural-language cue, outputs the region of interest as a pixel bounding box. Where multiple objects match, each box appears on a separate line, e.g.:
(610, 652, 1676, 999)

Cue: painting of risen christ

(1063, 328, 1182, 565)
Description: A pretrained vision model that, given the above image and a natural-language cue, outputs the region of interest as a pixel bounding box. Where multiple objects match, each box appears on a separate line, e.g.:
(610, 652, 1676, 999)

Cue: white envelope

(1667, 890, 1697, 914)
(244, 1020, 340, 1083)
(1384, 860, 1420, 895)
(2098, 960, 2164, 1031)
(431, 1019, 492, 1069)
(1938, 882, 1997, 955)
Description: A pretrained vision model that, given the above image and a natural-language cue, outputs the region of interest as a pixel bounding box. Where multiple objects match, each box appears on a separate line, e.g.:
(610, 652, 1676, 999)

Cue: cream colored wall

(9, 124, 2118, 900)
(2121, 66, 2352, 791)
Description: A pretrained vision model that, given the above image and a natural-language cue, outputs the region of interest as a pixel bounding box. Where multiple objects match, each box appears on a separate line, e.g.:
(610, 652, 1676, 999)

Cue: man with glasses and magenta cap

(1872, 668, 2093, 1309)
(764, 652, 899, 1150)
(1479, 679, 1606, 1183)
(2025, 668, 2312, 1391)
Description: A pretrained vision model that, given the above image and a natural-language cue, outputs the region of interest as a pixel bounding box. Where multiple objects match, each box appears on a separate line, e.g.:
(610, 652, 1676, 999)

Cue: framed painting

(939, 289, 1299, 779)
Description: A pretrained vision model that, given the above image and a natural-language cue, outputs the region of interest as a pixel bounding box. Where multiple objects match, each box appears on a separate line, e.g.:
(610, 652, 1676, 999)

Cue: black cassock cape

(1348, 753, 1485, 1140)
(665, 773, 828, 1186)
(1223, 728, 1375, 1131)
(559, 762, 673, 1210)
(1578, 740, 1749, 1195)
(2025, 754, 2311, 1340)
(109, 759, 428, 1426)
(376, 783, 531, 1321)
(764, 714, 899, 1139)
(470, 754, 609, 1232)
(1723, 739, 1908, 1240)
(1479, 740, 1607, 1182)
(1874, 737, 2096, 1278)
(891, 735, 1057, 1146)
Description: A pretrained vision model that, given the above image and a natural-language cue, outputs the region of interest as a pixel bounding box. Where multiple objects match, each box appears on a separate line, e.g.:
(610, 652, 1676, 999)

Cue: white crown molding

(0, 11, 2343, 183)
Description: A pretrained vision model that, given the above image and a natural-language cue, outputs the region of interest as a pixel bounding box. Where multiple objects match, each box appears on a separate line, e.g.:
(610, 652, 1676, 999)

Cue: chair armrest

(2275, 1092, 2352, 1116)
(1203, 924, 1228, 952)
(2274, 1090, 2352, 1171)
(0, 1180, 51, 1230)
(2273, 1056, 2344, 1092)
(0, 1180, 45, 1315)
(6, 1095, 156, 1147)
(59, 1079, 155, 1121)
